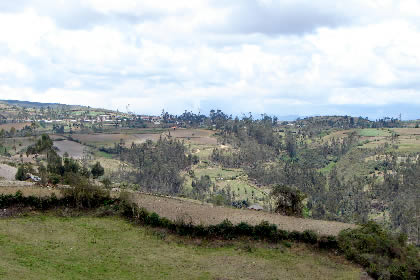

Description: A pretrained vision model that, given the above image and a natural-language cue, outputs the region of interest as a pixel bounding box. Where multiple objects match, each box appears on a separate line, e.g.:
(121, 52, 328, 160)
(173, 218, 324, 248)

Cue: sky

(0, 0, 420, 119)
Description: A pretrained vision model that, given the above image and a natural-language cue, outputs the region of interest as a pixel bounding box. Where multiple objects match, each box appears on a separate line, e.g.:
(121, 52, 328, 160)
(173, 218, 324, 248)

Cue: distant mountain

(0, 100, 68, 108)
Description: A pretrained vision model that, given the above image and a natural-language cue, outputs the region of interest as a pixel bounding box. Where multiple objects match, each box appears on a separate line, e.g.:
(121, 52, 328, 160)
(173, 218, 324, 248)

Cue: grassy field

(0, 215, 362, 280)
(357, 128, 391, 137)
(184, 165, 269, 206)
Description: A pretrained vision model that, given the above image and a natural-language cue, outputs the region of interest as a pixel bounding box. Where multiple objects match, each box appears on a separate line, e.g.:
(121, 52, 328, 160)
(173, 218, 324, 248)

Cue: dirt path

(131, 192, 357, 236)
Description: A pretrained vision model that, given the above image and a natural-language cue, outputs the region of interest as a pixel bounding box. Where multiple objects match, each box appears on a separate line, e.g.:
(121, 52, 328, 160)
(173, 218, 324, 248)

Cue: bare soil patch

(0, 122, 32, 131)
(53, 140, 87, 159)
(70, 133, 159, 147)
(391, 127, 420, 136)
(0, 185, 61, 198)
(0, 164, 17, 180)
(131, 192, 356, 236)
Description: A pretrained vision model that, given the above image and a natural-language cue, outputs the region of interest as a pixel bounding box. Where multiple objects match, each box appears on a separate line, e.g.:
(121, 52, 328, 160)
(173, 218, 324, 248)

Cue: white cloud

(0, 0, 420, 118)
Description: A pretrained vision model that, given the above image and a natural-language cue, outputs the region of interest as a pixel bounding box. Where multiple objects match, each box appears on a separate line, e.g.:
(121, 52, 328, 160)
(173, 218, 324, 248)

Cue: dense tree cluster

(373, 155, 420, 244)
(121, 137, 197, 194)
(26, 134, 53, 155)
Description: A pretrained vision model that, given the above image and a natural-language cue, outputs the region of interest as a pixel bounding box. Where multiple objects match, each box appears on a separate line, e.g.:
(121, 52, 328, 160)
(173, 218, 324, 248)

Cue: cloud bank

(0, 0, 420, 119)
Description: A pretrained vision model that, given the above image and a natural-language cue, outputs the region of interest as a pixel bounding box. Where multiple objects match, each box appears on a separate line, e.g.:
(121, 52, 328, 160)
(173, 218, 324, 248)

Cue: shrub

(147, 212, 162, 227)
(301, 230, 318, 245)
(91, 161, 105, 179)
(338, 221, 420, 280)
(289, 230, 303, 241)
(318, 236, 338, 249)
(60, 175, 110, 208)
(277, 229, 289, 240)
(49, 174, 61, 185)
(254, 221, 277, 240)
(15, 164, 34, 181)
(235, 222, 254, 236)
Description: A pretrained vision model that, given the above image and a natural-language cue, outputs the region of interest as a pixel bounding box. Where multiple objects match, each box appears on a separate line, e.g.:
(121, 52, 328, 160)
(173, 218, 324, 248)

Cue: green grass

(94, 150, 114, 159)
(188, 144, 214, 161)
(319, 161, 336, 174)
(357, 128, 391, 137)
(184, 166, 270, 206)
(194, 166, 243, 180)
(0, 215, 362, 280)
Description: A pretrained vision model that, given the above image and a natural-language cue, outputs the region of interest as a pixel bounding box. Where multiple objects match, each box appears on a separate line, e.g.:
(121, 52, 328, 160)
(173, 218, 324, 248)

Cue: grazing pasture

(0, 215, 362, 280)
(357, 128, 391, 137)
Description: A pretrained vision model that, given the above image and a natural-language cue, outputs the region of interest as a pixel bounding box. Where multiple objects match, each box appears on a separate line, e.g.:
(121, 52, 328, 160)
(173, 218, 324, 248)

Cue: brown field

(70, 129, 216, 147)
(162, 128, 217, 145)
(0, 185, 61, 197)
(321, 129, 352, 141)
(70, 133, 160, 147)
(391, 127, 420, 136)
(0, 164, 17, 180)
(0, 122, 32, 131)
(53, 140, 87, 159)
(130, 192, 356, 236)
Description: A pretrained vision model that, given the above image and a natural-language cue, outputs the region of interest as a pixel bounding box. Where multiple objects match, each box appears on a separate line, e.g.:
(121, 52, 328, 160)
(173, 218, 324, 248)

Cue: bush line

(119, 200, 337, 248)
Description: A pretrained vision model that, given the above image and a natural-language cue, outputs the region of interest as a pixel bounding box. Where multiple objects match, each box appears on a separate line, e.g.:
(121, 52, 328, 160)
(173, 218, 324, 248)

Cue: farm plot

(0, 164, 17, 180)
(53, 140, 87, 159)
(131, 193, 356, 236)
(0, 122, 32, 131)
(70, 133, 159, 148)
(391, 127, 420, 136)
(163, 129, 217, 145)
(2, 137, 36, 156)
(0, 185, 61, 197)
(357, 128, 391, 137)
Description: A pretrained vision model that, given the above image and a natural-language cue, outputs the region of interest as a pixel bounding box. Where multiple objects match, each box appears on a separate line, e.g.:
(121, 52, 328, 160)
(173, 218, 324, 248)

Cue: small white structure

(29, 174, 41, 182)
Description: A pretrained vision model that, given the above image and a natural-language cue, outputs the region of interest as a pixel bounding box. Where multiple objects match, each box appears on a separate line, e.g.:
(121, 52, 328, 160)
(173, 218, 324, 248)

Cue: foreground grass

(0, 215, 362, 280)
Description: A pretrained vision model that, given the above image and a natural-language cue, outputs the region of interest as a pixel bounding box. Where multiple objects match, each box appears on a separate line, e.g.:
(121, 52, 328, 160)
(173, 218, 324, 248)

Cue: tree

(285, 132, 297, 158)
(192, 175, 212, 199)
(15, 164, 34, 181)
(271, 184, 307, 217)
(91, 161, 104, 179)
